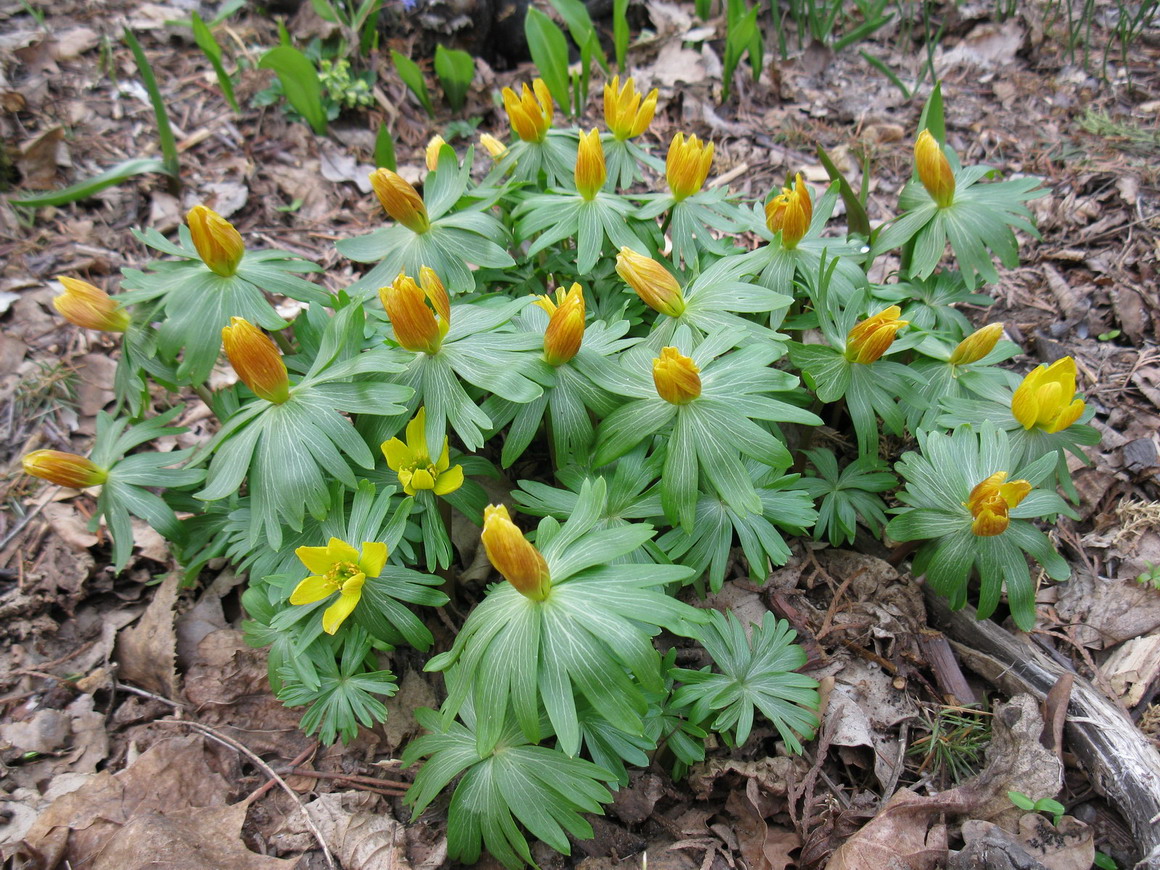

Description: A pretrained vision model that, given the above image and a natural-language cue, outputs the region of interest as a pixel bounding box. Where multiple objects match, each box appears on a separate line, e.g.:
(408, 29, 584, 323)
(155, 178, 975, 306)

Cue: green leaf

(613, 0, 628, 71)
(374, 123, 397, 170)
(434, 44, 474, 111)
(259, 46, 328, 134)
(547, 0, 609, 73)
(817, 144, 870, 237)
(8, 158, 168, 208)
(391, 49, 435, 117)
(190, 12, 239, 113)
(525, 8, 571, 112)
(124, 28, 181, 190)
(918, 80, 945, 144)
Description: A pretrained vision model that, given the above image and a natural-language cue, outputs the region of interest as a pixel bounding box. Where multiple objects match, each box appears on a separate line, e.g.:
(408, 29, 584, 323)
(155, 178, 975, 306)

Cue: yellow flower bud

(1011, 357, 1086, 434)
(380, 270, 447, 354)
(844, 305, 908, 364)
(914, 129, 955, 208)
(653, 346, 701, 405)
(575, 128, 606, 200)
(481, 504, 551, 600)
(764, 173, 812, 249)
(604, 76, 658, 141)
(949, 323, 1004, 365)
(615, 248, 686, 318)
(418, 265, 451, 323)
(23, 450, 107, 488)
(665, 133, 714, 201)
(187, 205, 244, 277)
(480, 133, 508, 159)
(369, 168, 430, 233)
(221, 317, 290, 404)
(535, 283, 585, 366)
(966, 471, 1031, 537)
(426, 135, 447, 171)
(53, 276, 130, 333)
(501, 79, 553, 143)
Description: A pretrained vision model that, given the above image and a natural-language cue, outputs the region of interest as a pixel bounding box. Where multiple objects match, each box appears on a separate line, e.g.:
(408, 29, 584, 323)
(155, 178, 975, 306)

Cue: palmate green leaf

(492, 132, 579, 188)
(799, 448, 894, 546)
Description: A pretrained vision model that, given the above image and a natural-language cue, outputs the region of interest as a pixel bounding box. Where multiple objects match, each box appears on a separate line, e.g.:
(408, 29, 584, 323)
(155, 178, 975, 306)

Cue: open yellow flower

(604, 76, 657, 141)
(502, 79, 553, 143)
(845, 305, 908, 364)
(221, 317, 290, 404)
(915, 129, 955, 208)
(535, 283, 585, 366)
(764, 173, 812, 249)
(369, 168, 430, 233)
(653, 346, 701, 404)
(290, 537, 388, 634)
(23, 450, 107, 488)
(965, 471, 1031, 537)
(665, 133, 714, 201)
(948, 323, 1004, 365)
(575, 128, 606, 200)
(616, 248, 686, 317)
(187, 205, 244, 277)
(481, 504, 551, 600)
(53, 277, 131, 333)
(380, 269, 450, 354)
(1011, 357, 1085, 434)
(381, 407, 464, 496)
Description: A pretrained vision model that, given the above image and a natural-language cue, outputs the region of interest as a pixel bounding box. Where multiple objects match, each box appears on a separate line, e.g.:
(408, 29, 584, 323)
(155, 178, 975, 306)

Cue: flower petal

(410, 468, 436, 491)
(434, 463, 465, 495)
(359, 542, 388, 577)
(296, 546, 336, 575)
(290, 575, 335, 605)
(381, 437, 411, 471)
(322, 588, 362, 634)
(405, 408, 430, 461)
(326, 537, 360, 564)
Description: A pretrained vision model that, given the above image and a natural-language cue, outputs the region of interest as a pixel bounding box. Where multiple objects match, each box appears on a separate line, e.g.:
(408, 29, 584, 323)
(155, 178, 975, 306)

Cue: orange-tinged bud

(481, 504, 551, 600)
(575, 128, 606, 200)
(418, 265, 451, 323)
(53, 276, 131, 332)
(369, 168, 430, 233)
(764, 173, 812, 249)
(23, 450, 107, 488)
(604, 76, 658, 140)
(480, 133, 507, 159)
(187, 205, 244, 277)
(915, 129, 955, 208)
(536, 283, 585, 366)
(380, 271, 446, 354)
(845, 305, 908, 364)
(501, 79, 553, 143)
(653, 346, 701, 404)
(426, 135, 447, 171)
(966, 471, 1031, 537)
(666, 133, 714, 201)
(221, 317, 290, 403)
(616, 247, 686, 318)
(949, 322, 1004, 365)
(1011, 357, 1086, 433)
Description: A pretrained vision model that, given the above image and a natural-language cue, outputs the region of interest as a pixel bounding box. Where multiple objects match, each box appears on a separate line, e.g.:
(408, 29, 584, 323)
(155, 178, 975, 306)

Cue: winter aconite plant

(22, 80, 1090, 868)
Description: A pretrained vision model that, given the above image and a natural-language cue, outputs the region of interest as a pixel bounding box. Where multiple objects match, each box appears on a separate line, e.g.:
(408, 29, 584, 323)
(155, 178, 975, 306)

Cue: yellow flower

(653, 346, 701, 404)
(369, 168, 430, 233)
(616, 248, 686, 318)
(381, 407, 465, 496)
(22, 450, 107, 488)
(604, 76, 657, 141)
(1011, 357, 1086, 434)
(575, 128, 606, 200)
(426, 134, 447, 171)
(914, 129, 955, 208)
(481, 504, 551, 601)
(187, 205, 244, 277)
(965, 471, 1031, 537)
(665, 133, 714, 201)
(764, 173, 813, 249)
(290, 537, 387, 634)
(221, 317, 290, 404)
(948, 323, 1004, 365)
(535, 283, 585, 366)
(845, 305, 908, 364)
(480, 133, 508, 159)
(380, 269, 449, 354)
(53, 276, 130, 332)
(502, 79, 553, 143)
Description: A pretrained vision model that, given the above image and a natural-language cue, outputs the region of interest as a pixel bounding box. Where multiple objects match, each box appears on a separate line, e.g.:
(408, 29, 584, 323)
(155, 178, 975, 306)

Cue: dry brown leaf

(17, 126, 64, 188)
(304, 792, 410, 870)
(1016, 814, 1093, 870)
(43, 502, 100, 550)
(115, 572, 180, 699)
(826, 789, 951, 870)
(383, 668, 439, 752)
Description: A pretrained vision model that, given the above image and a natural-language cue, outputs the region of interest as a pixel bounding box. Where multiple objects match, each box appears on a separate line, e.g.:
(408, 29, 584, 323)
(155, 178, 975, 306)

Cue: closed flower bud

(966, 471, 1031, 537)
(380, 270, 446, 354)
(480, 133, 508, 159)
(221, 317, 291, 403)
(665, 133, 714, 201)
(604, 76, 657, 141)
(23, 450, 107, 488)
(418, 266, 451, 323)
(653, 346, 701, 404)
(502, 79, 553, 143)
(915, 129, 955, 208)
(53, 276, 130, 332)
(949, 322, 1004, 365)
(425, 135, 447, 171)
(575, 128, 606, 200)
(845, 305, 908, 364)
(764, 173, 812, 249)
(535, 283, 585, 366)
(616, 247, 686, 318)
(369, 168, 430, 233)
(481, 504, 551, 600)
(1011, 357, 1086, 434)
(187, 205, 244, 277)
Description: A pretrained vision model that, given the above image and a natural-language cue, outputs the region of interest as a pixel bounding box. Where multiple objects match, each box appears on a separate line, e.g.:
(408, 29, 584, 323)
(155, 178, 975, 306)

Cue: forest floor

(0, 0, 1159, 868)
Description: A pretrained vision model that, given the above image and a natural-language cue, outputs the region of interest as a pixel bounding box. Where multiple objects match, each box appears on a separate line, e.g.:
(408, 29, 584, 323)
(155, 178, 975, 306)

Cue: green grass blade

(390, 50, 435, 117)
(260, 45, 328, 135)
(860, 50, 910, 99)
(190, 12, 240, 114)
(613, 0, 628, 71)
(123, 28, 181, 193)
(816, 145, 871, 237)
(375, 124, 397, 170)
(9, 158, 168, 207)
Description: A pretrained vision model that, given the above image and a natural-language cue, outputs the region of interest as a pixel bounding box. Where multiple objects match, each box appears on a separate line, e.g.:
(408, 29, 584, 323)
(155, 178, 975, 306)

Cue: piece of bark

(924, 590, 1160, 869)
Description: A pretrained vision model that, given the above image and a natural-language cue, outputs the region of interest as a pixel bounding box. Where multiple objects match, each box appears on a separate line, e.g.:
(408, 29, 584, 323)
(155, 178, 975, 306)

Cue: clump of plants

(24, 79, 1094, 867)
